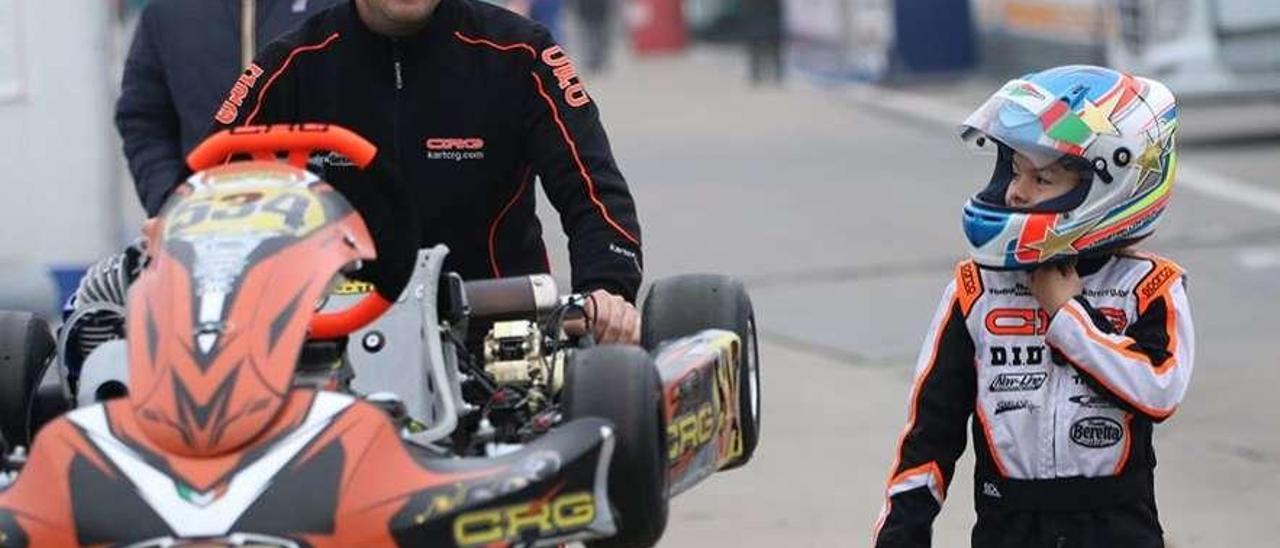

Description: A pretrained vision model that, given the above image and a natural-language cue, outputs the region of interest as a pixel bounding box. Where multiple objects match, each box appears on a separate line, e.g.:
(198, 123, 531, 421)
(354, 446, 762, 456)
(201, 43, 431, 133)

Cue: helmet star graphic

(1026, 221, 1094, 261)
(1079, 93, 1122, 136)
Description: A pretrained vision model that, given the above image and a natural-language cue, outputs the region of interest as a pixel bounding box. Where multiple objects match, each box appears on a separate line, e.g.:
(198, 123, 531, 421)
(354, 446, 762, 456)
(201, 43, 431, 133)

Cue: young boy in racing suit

(873, 66, 1194, 548)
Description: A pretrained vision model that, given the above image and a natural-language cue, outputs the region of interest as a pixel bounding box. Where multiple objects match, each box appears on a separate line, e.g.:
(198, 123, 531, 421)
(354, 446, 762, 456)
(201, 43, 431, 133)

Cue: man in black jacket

(116, 0, 341, 216)
(210, 0, 644, 343)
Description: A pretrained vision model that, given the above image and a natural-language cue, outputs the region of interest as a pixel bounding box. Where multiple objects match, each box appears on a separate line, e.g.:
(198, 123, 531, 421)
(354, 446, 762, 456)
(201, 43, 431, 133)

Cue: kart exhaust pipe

(464, 274, 560, 320)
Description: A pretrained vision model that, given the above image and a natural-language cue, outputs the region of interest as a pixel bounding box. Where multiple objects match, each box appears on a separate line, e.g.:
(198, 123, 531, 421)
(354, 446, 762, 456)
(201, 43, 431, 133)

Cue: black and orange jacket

(873, 253, 1194, 546)
(209, 0, 643, 300)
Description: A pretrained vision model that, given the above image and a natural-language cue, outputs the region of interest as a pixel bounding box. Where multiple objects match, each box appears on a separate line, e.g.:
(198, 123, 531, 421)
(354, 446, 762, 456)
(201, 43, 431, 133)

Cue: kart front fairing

(0, 392, 617, 546)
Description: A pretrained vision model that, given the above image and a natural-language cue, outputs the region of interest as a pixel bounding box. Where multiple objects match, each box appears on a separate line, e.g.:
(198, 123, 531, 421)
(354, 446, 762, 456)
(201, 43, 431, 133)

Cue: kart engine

(483, 320, 565, 400)
(57, 244, 143, 388)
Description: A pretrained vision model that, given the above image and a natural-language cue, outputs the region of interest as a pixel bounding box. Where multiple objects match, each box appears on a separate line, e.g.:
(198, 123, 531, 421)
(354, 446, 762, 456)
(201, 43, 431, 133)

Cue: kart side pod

(654, 329, 751, 496)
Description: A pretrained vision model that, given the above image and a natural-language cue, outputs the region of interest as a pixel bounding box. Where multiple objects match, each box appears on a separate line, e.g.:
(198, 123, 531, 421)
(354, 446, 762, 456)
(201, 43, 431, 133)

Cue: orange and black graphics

(127, 162, 374, 459)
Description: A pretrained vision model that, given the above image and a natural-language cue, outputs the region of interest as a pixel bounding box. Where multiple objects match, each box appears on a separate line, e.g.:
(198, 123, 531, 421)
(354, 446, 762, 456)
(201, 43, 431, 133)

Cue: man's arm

(208, 33, 322, 132)
(524, 35, 642, 302)
(1046, 273, 1194, 422)
(115, 5, 184, 217)
(873, 280, 977, 547)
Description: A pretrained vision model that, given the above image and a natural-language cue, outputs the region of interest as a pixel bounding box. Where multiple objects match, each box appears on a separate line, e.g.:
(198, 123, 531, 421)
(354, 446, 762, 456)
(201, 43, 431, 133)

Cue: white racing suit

(874, 253, 1194, 548)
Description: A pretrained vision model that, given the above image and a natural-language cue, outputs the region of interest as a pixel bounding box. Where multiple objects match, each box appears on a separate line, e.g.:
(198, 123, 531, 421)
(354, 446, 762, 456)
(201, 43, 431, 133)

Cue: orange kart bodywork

(0, 125, 616, 547)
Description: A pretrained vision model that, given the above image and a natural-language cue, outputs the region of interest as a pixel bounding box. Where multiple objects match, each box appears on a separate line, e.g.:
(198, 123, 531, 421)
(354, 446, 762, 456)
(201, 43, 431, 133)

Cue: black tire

(563, 345, 668, 548)
(0, 311, 56, 446)
(641, 274, 761, 469)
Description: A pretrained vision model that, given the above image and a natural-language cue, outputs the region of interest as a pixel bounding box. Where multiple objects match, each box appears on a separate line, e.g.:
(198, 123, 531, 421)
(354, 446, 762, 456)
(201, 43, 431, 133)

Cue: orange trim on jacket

(490, 166, 535, 277)
(243, 32, 341, 126)
(530, 71, 641, 246)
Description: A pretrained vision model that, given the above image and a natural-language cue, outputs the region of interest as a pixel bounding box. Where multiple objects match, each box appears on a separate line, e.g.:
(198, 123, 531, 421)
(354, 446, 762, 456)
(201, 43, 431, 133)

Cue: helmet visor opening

(971, 142, 1094, 214)
(960, 79, 1098, 170)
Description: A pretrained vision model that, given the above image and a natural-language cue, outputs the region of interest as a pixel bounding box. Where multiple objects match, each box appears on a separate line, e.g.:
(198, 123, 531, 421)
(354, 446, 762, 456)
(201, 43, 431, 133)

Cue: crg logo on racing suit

(424, 137, 486, 161)
(1070, 417, 1123, 448)
(425, 138, 485, 151)
(989, 372, 1047, 392)
(541, 46, 590, 107)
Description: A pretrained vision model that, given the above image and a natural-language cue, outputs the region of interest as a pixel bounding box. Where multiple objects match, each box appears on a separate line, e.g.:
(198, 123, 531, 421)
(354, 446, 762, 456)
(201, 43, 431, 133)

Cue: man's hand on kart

(567, 289, 641, 345)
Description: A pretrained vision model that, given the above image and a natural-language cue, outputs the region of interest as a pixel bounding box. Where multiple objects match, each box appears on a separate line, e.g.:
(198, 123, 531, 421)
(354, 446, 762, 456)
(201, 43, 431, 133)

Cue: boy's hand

(1030, 262, 1083, 316)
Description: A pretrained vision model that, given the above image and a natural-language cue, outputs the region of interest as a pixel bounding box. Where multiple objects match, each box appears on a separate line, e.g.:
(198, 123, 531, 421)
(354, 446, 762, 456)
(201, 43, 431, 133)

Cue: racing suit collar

(1075, 255, 1113, 277)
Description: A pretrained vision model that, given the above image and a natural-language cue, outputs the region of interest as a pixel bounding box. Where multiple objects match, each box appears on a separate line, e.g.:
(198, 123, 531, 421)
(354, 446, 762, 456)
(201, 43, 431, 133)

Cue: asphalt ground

(537, 47, 1280, 547)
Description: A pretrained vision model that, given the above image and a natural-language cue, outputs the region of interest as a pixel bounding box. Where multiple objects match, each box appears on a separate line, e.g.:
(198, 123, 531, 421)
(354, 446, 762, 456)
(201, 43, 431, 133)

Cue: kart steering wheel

(186, 124, 394, 340)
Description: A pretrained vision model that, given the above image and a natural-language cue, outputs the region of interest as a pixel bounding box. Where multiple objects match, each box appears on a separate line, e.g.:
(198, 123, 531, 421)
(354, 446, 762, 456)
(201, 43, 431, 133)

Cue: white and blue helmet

(960, 65, 1178, 269)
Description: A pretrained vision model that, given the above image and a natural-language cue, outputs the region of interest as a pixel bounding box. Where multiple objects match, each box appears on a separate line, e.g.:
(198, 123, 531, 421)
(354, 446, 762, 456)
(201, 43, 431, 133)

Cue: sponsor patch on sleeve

(540, 46, 590, 108)
(1135, 257, 1183, 313)
(955, 260, 983, 316)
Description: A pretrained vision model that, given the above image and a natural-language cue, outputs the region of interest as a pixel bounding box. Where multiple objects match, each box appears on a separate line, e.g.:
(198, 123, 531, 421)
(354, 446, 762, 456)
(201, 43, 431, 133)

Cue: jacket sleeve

(208, 37, 306, 132)
(115, 5, 184, 217)
(874, 281, 976, 548)
(1045, 274, 1194, 422)
(523, 34, 643, 302)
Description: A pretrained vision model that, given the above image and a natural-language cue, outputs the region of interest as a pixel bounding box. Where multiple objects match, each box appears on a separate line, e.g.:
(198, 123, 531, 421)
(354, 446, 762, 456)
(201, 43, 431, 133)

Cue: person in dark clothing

(207, 0, 644, 344)
(116, 0, 341, 216)
(739, 0, 784, 85)
(570, 0, 614, 73)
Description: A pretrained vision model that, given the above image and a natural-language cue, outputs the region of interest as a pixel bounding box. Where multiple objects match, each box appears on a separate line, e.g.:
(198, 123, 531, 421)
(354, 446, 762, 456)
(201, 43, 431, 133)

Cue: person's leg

(972, 506, 1047, 548)
(580, 16, 607, 73)
(748, 40, 765, 85)
(1088, 500, 1164, 548)
(768, 38, 784, 82)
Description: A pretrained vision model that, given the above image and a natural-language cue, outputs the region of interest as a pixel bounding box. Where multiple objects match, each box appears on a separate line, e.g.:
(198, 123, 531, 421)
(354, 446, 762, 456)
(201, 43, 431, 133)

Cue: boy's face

(1006, 153, 1083, 208)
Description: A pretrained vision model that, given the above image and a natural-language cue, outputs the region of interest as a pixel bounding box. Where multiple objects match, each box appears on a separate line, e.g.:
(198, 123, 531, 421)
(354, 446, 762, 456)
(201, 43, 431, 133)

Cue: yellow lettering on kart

(505, 503, 554, 541)
(553, 492, 596, 529)
(331, 280, 375, 295)
(712, 334, 744, 465)
(165, 187, 325, 240)
(668, 402, 716, 460)
(453, 492, 595, 547)
(454, 510, 504, 545)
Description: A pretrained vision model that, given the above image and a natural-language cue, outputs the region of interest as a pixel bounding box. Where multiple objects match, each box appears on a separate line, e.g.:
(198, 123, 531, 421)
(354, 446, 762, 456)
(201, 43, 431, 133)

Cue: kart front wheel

(0, 311, 56, 446)
(564, 345, 668, 548)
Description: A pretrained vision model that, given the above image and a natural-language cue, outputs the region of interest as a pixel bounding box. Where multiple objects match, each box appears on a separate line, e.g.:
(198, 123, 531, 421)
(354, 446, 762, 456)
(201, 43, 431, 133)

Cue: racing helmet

(959, 65, 1178, 269)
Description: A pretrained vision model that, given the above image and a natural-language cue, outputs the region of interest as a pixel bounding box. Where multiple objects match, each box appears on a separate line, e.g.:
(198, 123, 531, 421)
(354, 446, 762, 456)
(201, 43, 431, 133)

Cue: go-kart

(0, 124, 761, 547)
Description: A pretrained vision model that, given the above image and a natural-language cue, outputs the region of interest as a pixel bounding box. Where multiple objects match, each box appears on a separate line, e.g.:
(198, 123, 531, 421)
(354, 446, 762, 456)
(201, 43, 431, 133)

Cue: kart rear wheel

(564, 345, 668, 548)
(0, 311, 56, 446)
(641, 274, 761, 469)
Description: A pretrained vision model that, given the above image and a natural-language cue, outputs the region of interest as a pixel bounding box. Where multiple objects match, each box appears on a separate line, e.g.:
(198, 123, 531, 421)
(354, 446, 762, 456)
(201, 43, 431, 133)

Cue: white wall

(0, 0, 120, 266)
